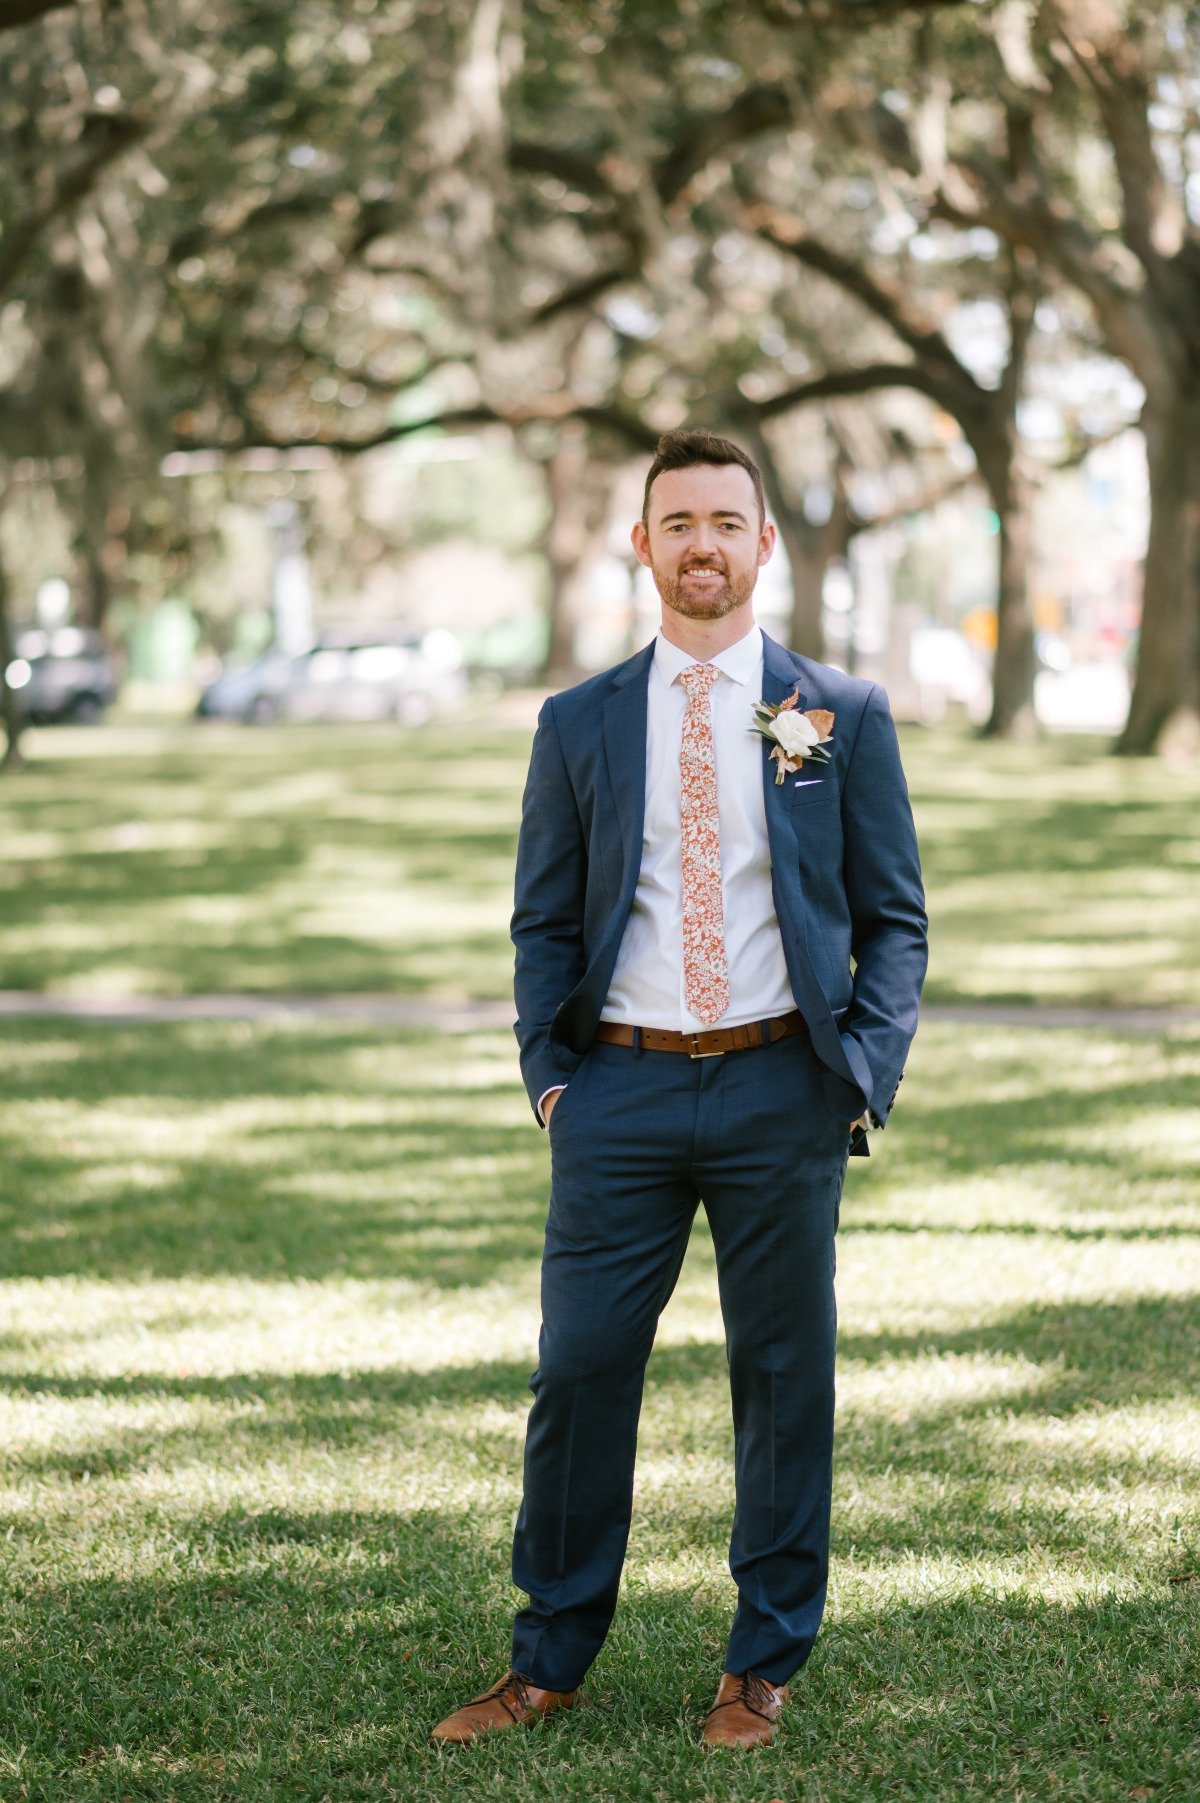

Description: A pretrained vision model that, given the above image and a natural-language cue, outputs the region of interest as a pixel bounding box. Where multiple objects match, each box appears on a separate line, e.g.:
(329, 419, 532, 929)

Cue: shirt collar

(653, 621, 762, 689)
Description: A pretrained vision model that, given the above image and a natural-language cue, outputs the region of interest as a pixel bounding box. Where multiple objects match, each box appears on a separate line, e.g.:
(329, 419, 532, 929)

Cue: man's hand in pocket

(541, 1085, 567, 1127)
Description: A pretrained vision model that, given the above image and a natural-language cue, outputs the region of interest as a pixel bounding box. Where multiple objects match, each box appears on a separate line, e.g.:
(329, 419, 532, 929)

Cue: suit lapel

(758, 630, 810, 844)
(602, 639, 654, 891)
(758, 628, 808, 706)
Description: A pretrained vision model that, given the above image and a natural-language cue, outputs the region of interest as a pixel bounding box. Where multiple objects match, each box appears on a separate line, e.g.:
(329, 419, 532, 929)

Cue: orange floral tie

(679, 662, 730, 1026)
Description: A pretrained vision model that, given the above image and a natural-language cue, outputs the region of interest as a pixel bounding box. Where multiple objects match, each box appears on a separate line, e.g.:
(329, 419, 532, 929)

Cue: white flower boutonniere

(750, 688, 835, 785)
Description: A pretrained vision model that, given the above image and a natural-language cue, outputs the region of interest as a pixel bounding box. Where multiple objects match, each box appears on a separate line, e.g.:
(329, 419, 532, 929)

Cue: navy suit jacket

(511, 629, 928, 1156)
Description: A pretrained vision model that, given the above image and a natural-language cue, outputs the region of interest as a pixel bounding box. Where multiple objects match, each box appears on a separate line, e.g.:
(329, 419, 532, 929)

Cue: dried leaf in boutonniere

(750, 690, 835, 784)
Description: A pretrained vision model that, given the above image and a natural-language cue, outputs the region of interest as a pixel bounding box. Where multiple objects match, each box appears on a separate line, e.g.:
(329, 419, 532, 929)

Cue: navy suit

(508, 630, 927, 1688)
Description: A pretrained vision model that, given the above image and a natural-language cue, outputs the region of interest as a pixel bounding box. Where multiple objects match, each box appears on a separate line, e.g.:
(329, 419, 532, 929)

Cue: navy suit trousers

(510, 1027, 851, 1690)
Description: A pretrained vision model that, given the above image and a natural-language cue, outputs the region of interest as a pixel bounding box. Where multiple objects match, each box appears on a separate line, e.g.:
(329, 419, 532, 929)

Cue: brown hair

(641, 427, 766, 526)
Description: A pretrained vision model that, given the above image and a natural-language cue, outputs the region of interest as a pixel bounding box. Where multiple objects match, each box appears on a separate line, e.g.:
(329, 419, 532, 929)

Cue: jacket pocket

(788, 777, 840, 809)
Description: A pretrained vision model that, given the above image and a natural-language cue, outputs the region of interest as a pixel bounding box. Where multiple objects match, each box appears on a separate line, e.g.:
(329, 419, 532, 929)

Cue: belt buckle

(686, 1032, 723, 1059)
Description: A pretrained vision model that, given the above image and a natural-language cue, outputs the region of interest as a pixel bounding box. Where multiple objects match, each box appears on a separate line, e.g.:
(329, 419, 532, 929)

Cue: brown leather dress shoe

(700, 1670, 789, 1748)
(429, 1668, 577, 1743)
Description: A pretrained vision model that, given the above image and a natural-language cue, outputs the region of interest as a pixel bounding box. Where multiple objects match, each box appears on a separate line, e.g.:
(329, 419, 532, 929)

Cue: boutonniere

(750, 689, 835, 784)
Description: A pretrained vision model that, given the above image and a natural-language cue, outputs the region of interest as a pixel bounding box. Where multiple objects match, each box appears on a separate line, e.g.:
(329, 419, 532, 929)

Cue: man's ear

(631, 519, 653, 568)
(757, 519, 777, 567)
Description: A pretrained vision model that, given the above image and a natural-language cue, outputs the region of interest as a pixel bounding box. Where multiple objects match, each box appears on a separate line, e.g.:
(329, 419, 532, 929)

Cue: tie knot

(680, 661, 719, 700)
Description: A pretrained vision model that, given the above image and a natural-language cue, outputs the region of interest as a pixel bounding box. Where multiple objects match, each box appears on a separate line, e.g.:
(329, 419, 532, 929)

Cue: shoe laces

(475, 1669, 532, 1720)
(713, 1670, 777, 1720)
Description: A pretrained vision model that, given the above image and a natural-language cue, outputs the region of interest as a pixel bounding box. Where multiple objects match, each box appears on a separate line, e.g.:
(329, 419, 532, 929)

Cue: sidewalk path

(2, 992, 1198, 1033)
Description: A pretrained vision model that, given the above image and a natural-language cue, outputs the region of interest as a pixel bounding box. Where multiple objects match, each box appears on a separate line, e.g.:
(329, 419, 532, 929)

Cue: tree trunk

(537, 422, 615, 683)
(976, 240, 1040, 740)
(980, 444, 1039, 739)
(822, 461, 855, 671)
(72, 474, 118, 631)
(959, 384, 1040, 740)
(740, 419, 829, 659)
(0, 538, 27, 772)
(1117, 392, 1200, 756)
(75, 526, 113, 632)
(781, 511, 828, 658)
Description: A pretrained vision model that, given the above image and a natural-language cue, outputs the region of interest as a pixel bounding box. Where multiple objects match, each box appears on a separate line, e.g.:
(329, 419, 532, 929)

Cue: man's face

(632, 461, 775, 622)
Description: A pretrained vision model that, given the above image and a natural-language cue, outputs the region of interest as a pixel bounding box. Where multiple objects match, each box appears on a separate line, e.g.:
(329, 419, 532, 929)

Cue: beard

(653, 559, 756, 621)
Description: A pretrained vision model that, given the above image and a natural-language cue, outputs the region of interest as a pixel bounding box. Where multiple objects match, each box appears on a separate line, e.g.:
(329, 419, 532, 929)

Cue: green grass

(2, 715, 1199, 1006)
(1, 717, 1199, 1798)
(0, 720, 526, 1002)
(1, 1017, 1198, 1800)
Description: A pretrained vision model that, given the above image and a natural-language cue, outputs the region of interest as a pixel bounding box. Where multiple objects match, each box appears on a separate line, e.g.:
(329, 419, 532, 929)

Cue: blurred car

(4, 626, 120, 724)
(194, 647, 295, 721)
(196, 627, 466, 725)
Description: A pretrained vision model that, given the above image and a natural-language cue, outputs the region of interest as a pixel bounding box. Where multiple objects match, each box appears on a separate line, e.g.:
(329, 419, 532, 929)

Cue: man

(431, 428, 928, 1750)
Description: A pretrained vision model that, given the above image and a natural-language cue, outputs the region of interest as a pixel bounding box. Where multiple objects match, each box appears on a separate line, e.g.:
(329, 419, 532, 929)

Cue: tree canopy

(2, 0, 1197, 763)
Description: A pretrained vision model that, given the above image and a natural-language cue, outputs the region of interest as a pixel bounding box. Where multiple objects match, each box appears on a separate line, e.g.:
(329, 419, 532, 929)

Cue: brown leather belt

(594, 1009, 807, 1059)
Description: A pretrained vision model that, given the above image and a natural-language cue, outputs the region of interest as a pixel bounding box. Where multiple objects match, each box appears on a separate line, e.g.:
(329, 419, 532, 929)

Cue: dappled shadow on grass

(915, 778, 1200, 1007)
(921, 788, 1193, 879)
(6, 717, 1200, 1015)
(634, 1297, 1200, 1575)
(0, 1022, 551, 1284)
(842, 1031, 1200, 1240)
(0, 827, 518, 922)
(0, 1357, 539, 1412)
(4, 1293, 1197, 1554)
(0, 1021, 480, 1103)
(1, 1519, 1196, 1800)
(893, 1048, 1198, 1163)
(2, 1019, 1199, 1285)
(0, 1357, 539, 1486)
(0, 840, 308, 925)
(844, 1219, 1200, 1240)
(0, 724, 525, 999)
(0, 1145, 548, 1286)
(836, 1293, 1200, 1412)
(0, 925, 514, 1003)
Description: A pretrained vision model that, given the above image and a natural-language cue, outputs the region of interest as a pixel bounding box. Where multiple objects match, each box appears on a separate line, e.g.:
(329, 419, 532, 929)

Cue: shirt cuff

(536, 1084, 567, 1128)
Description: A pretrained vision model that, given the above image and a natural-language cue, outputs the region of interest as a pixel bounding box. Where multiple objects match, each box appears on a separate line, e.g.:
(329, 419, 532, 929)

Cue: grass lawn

(1, 1015, 1198, 1801)
(2, 715, 1199, 1007)
(1, 717, 1198, 1798)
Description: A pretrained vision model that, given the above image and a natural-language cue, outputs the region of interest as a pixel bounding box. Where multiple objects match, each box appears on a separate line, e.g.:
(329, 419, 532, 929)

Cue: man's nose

(690, 523, 718, 555)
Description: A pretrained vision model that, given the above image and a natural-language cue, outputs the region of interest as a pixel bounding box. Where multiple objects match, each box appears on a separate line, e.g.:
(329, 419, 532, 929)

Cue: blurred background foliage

(2, 0, 1199, 766)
